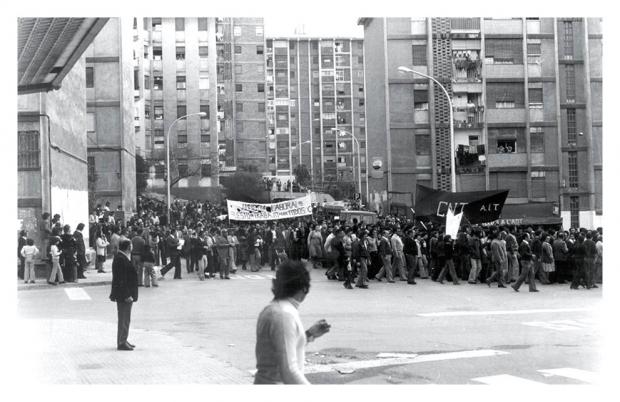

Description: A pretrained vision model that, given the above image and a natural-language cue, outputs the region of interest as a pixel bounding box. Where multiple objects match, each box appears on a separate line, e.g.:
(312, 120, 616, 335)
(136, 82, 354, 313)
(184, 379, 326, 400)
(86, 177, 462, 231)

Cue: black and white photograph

(5, 0, 618, 398)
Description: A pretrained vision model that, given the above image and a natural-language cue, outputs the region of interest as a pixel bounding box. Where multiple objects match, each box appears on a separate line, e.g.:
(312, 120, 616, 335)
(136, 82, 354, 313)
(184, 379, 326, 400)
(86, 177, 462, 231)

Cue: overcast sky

(264, 16, 364, 38)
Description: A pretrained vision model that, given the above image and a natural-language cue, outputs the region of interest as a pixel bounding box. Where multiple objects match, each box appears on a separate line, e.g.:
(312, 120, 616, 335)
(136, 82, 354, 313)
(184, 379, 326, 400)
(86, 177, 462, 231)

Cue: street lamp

(166, 112, 207, 224)
(332, 128, 362, 200)
(398, 66, 456, 192)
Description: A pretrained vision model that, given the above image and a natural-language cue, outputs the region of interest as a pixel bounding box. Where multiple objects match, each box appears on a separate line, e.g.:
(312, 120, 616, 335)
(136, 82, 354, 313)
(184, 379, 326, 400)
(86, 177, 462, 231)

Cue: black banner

(414, 185, 509, 224)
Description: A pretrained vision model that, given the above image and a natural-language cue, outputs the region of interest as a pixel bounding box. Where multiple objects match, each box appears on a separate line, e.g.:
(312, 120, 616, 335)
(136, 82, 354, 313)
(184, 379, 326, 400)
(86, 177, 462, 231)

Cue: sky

(264, 16, 363, 38)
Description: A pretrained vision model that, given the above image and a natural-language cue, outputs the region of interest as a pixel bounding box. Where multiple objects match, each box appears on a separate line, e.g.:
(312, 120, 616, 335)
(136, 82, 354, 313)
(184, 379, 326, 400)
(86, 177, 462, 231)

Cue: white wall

(52, 187, 90, 246)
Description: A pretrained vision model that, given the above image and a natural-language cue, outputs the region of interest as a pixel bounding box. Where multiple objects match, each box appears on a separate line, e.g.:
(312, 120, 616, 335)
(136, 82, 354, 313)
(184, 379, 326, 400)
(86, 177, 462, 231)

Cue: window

(258, 102, 265, 112)
(144, 74, 150, 89)
(563, 21, 574, 59)
(200, 104, 209, 119)
(312, 56, 319, 64)
(358, 86, 364, 95)
(86, 67, 94, 88)
(567, 108, 577, 145)
(529, 88, 543, 108)
(201, 163, 211, 177)
(199, 75, 209, 90)
(415, 134, 431, 155)
(359, 99, 365, 107)
(199, 46, 208, 58)
(235, 45, 242, 54)
(175, 18, 185, 31)
(144, 45, 149, 58)
(412, 44, 427, 65)
(152, 18, 162, 31)
(565, 64, 575, 101)
(176, 46, 185, 60)
(487, 82, 524, 109)
(568, 151, 578, 188)
(154, 106, 163, 119)
(176, 75, 186, 90)
(153, 75, 163, 90)
(144, 106, 150, 119)
(177, 105, 187, 118)
(178, 162, 188, 177)
(569, 196, 579, 228)
(236, 102, 243, 112)
(257, 45, 264, 55)
(485, 39, 523, 64)
(527, 42, 542, 64)
(177, 132, 187, 144)
(87, 156, 95, 181)
(18, 131, 40, 169)
(530, 127, 544, 152)
(233, 26, 242, 36)
(153, 47, 162, 60)
(154, 131, 164, 150)
(257, 83, 265, 93)
(198, 18, 208, 31)
(256, 26, 263, 36)
(234, 64, 242, 75)
(201, 133, 210, 143)
(357, 56, 364, 65)
(414, 90, 429, 110)
(236, 84, 243, 92)
(496, 139, 516, 153)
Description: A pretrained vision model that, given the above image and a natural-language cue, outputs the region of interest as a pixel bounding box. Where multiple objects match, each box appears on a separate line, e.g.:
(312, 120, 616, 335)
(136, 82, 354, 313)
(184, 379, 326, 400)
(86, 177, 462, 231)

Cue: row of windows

(148, 17, 264, 37)
(152, 162, 212, 179)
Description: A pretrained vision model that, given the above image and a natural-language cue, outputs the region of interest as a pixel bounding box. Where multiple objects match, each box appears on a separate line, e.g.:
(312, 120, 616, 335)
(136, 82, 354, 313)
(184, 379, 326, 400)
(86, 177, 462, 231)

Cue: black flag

(414, 185, 509, 224)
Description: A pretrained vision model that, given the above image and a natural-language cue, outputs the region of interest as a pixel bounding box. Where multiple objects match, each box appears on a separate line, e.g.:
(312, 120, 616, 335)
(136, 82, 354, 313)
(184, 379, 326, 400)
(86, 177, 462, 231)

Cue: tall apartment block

(359, 18, 602, 229)
(264, 38, 368, 199)
(85, 18, 137, 213)
(134, 17, 266, 198)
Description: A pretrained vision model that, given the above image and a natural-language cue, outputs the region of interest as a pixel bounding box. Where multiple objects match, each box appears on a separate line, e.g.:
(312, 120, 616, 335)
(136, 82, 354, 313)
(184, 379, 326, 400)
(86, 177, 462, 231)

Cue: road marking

(304, 349, 509, 374)
(472, 374, 545, 386)
(376, 352, 419, 358)
(229, 274, 273, 280)
(538, 368, 598, 384)
(64, 288, 91, 301)
(522, 319, 595, 331)
(418, 308, 592, 317)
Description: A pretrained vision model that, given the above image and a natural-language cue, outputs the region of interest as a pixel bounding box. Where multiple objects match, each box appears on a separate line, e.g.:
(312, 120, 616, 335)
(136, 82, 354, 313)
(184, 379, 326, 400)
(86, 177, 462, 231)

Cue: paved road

(16, 265, 603, 384)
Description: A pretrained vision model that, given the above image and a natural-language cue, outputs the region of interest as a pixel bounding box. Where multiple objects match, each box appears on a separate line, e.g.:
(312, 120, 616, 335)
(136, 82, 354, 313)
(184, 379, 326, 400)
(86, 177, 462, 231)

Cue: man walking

(160, 230, 181, 279)
(468, 231, 483, 284)
(73, 223, 87, 279)
(512, 232, 538, 292)
(403, 229, 418, 285)
(375, 229, 394, 283)
(486, 231, 506, 288)
(553, 233, 569, 284)
(391, 228, 407, 281)
(109, 240, 138, 351)
(504, 229, 519, 283)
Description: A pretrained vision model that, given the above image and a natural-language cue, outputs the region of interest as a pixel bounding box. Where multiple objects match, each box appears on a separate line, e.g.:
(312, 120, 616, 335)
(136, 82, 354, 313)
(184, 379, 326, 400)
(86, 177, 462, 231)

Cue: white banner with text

(227, 195, 313, 221)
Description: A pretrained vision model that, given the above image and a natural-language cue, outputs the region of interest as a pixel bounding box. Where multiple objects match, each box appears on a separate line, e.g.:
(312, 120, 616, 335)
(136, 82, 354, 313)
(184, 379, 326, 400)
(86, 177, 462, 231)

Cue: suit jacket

(109, 251, 139, 302)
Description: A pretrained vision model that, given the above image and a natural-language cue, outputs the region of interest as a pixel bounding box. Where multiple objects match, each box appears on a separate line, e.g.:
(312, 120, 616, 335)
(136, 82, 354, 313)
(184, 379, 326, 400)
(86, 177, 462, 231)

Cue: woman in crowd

(307, 223, 324, 269)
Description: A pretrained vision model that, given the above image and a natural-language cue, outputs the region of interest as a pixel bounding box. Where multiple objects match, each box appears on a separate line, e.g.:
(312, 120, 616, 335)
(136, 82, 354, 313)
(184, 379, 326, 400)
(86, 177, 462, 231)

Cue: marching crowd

(18, 196, 602, 293)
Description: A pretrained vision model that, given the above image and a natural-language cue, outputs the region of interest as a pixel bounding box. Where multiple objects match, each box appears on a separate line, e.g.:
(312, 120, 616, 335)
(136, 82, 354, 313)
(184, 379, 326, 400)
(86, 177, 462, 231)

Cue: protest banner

(227, 195, 313, 221)
(445, 209, 463, 239)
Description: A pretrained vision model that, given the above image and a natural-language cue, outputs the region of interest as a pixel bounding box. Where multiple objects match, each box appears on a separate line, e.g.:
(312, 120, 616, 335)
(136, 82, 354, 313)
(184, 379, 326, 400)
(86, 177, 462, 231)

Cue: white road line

(522, 319, 594, 331)
(64, 288, 91, 301)
(304, 349, 509, 374)
(538, 368, 598, 384)
(472, 374, 545, 386)
(418, 308, 592, 317)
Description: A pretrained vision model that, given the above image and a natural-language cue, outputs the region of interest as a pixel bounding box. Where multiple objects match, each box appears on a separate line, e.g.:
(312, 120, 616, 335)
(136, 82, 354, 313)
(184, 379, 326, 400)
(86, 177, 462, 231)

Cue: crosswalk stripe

(472, 374, 545, 385)
(304, 349, 509, 374)
(64, 288, 91, 301)
(522, 319, 594, 331)
(418, 308, 592, 317)
(538, 368, 598, 384)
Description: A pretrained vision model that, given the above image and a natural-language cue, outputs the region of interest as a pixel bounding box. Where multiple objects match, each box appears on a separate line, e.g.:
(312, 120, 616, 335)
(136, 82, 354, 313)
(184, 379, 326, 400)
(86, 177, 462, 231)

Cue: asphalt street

(16, 264, 603, 385)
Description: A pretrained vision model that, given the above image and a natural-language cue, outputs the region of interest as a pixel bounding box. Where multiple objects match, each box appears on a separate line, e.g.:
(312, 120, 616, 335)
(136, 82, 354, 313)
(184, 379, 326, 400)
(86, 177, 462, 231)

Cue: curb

(17, 280, 112, 291)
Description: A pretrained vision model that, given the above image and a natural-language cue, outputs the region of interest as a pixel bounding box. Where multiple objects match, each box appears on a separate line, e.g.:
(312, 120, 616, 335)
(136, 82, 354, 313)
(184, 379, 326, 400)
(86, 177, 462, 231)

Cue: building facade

(264, 38, 368, 200)
(133, 17, 266, 198)
(360, 17, 602, 229)
(85, 17, 137, 213)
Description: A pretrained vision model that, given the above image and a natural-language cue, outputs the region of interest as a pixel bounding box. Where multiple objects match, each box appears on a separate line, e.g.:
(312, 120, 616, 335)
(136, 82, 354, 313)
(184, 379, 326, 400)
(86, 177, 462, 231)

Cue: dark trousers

(405, 253, 417, 283)
(513, 260, 537, 291)
(206, 252, 217, 276)
(63, 257, 77, 282)
(116, 301, 132, 347)
(161, 254, 181, 278)
(486, 260, 504, 286)
(584, 258, 595, 288)
(438, 258, 460, 284)
(18, 256, 25, 279)
(77, 253, 87, 277)
(571, 259, 588, 288)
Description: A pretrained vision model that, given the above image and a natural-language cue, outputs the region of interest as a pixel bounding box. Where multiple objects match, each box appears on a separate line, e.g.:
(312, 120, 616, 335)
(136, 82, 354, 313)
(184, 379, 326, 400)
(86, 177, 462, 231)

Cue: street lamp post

(166, 112, 207, 225)
(333, 129, 362, 200)
(398, 66, 456, 192)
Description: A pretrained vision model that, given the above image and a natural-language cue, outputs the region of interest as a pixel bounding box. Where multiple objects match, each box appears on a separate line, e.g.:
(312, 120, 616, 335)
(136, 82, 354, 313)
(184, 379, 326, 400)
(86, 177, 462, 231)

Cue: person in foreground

(254, 260, 331, 384)
(109, 239, 138, 351)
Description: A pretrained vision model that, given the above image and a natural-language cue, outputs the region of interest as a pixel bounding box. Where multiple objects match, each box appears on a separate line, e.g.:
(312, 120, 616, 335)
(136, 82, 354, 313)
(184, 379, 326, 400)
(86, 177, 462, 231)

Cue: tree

(293, 164, 311, 187)
(221, 171, 268, 202)
(135, 154, 149, 196)
(169, 165, 201, 188)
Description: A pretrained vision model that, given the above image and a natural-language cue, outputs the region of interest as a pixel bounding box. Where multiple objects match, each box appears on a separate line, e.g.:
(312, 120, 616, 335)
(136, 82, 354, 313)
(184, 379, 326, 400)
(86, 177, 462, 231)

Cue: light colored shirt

(50, 245, 61, 262)
(254, 298, 309, 384)
(21, 245, 39, 262)
(391, 234, 404, 253)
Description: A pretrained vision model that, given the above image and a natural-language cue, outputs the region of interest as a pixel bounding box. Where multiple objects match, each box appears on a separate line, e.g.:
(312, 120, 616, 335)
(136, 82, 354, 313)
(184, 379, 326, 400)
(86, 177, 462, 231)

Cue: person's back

(553, 238, 568, 261)
(131, 235, 145, 256)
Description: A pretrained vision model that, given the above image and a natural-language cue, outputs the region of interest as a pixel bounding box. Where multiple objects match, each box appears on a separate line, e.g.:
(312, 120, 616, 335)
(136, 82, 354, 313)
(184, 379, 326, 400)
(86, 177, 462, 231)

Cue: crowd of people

(18, 195, 603, 293)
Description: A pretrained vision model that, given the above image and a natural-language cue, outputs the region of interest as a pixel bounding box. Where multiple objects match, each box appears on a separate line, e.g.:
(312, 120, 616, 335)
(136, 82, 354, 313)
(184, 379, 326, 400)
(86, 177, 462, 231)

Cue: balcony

(487, 152, 528, 167)
(483, 19, 522, 35)
(486, 108, 526, 124)
(453, 57, 482, 82)
(456, 144, 485, 174)
(484, 64, 524, 79)
(414, 110, 429, 124)
(527, 63, 542, 78)
(152, 60, 162, 71)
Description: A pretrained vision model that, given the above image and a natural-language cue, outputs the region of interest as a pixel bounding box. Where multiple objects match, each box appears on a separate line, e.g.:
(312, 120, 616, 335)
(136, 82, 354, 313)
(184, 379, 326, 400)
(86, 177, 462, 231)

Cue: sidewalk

(16, 318, 252, 384)
(17, 259, 114, 291)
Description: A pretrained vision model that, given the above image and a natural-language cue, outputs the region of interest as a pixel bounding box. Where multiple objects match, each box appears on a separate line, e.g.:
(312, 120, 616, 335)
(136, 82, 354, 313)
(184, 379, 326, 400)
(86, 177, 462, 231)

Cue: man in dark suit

(73, 223, 87, 279)
(160, 231, 181, 279)
(109, 239, 138, 351)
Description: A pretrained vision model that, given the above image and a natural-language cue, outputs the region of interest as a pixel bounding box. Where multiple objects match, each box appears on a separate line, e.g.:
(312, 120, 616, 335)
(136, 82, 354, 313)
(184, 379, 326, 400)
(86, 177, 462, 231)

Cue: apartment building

(264, 37, 368, 199)
(85, 17, 137, 213)
(359, 17, 602, 229)
(134, 17, 266, 199)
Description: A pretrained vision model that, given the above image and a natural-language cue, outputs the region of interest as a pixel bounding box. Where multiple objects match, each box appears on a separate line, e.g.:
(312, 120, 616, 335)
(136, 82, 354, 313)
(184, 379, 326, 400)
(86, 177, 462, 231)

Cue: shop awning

(18, 18, 108, 94)
(483, 202, 562, 226)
